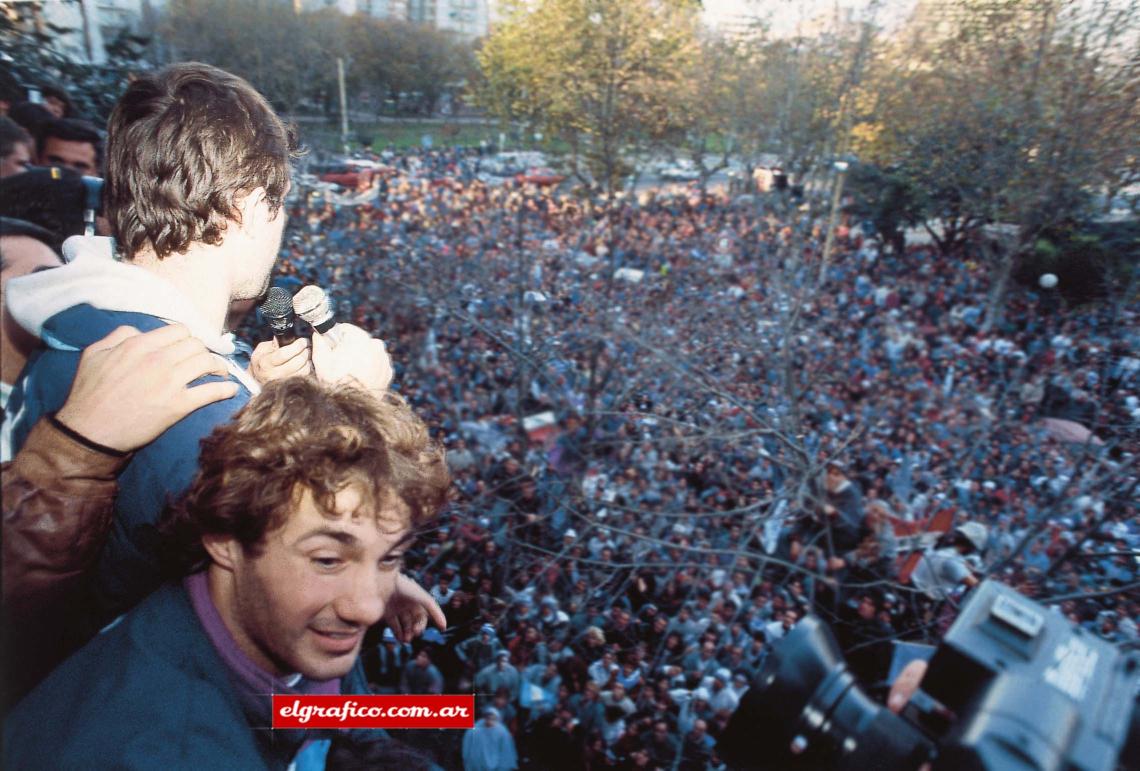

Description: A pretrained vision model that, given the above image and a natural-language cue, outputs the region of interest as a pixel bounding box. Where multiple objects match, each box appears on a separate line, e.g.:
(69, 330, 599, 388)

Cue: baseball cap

(955, 521, 988, 552)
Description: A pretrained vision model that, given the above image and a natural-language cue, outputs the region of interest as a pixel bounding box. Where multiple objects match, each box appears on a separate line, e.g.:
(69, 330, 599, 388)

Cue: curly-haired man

(5, 378, 451, 769)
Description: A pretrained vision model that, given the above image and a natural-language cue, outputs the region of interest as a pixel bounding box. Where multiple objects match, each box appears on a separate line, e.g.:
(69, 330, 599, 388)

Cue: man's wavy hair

(104, 62, 297, 259)
(161, 378, 450, 575)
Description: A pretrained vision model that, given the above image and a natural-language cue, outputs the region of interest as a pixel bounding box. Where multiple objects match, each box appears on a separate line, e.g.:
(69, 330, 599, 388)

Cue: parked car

(311, 159, 391, 189)
(517, 167, 566, 186)
(658, 161, 700, 182)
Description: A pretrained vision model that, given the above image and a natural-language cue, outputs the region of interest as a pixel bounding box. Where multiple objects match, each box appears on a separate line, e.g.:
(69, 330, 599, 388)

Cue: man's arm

(2, 325, 237, 614)
(2, 418, 125, 615)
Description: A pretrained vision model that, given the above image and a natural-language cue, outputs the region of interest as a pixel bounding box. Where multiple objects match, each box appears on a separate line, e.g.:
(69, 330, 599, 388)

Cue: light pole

(818, 160, 849, 284)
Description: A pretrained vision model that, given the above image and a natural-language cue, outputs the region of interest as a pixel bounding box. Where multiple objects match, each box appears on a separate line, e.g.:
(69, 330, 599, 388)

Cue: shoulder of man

(91, 378, 248, 620)
(4, 583, 265, 770)
(11, 306, 256, 621)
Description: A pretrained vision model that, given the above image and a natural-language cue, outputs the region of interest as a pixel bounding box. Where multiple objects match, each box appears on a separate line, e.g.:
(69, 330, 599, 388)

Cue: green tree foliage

(857, 0, 1135, 254)
(476, 0, 702, 198)
(852, 0, 1139, 326)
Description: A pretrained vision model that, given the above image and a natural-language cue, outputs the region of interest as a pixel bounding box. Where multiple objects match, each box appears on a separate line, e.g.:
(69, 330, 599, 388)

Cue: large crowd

(266, 147, 1139, 768)
(0, 63, 1137, 771)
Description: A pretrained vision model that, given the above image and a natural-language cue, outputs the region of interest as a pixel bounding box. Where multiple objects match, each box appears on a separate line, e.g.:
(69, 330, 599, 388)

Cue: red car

(517, 167, 566, 186)
(314, 163, 376, 189)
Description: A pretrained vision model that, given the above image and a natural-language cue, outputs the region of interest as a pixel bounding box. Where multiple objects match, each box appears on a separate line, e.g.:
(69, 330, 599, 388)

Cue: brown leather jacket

(2, 417, 129, 705)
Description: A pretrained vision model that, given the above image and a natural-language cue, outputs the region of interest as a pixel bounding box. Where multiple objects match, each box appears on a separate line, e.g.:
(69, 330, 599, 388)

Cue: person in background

(463, 707, 518, 771)
(911, 522, 987, 601)
(34, 117, 102, 176)
(402, 648, 446, 695)
(6, 102, 53, 140)
(36, 82, 74, 120)
(0, 219, 61, 429)
(0, 117, 32, 178)
(0, 68, 24, 116)
(0, 168, 94, 254)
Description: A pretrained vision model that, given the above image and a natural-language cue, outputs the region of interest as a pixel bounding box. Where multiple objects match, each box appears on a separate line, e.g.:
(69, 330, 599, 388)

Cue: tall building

(409, 0, 489, 39)
(300, 0, 409, 17)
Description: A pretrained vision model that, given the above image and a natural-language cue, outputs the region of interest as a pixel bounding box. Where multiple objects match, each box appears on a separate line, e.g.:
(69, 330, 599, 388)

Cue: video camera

(720, 581, 1139, 770)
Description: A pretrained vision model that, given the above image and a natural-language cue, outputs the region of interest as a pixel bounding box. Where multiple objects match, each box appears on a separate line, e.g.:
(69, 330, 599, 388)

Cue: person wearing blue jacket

(4, 376, 452, 769)
(2, 62, 300, 626)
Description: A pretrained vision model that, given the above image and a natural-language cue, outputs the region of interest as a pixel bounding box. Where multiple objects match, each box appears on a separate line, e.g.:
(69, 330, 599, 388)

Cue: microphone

(293, 285, 336, 335)
(259, 286, 297, 346)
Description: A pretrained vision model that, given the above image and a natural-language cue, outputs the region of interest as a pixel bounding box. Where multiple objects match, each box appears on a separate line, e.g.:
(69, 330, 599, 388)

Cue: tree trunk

(981, 247, 1014, 333)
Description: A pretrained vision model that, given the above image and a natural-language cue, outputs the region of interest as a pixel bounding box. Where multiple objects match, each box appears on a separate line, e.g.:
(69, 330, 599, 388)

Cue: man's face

(230, 188, 288, 302)
(42, 95, 67, 119)
(1, 236, 61, 383)
(38, 136, 97, 175)
(0, 140, 31, 178)
(214, 485, 410, 681)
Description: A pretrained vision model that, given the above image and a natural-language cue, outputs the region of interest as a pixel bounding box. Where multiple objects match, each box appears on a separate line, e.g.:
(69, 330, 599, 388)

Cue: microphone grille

(293, 285, 332, 326)
(259, 286, 294, 319)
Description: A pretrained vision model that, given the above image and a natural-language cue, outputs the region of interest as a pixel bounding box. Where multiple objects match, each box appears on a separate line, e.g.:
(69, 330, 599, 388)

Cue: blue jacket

(6, 303, 250, 622)
(3, 582, 376, 771)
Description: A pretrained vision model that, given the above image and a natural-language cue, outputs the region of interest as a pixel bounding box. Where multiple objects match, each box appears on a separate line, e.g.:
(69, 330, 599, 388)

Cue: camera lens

(720, 615, 932, 770)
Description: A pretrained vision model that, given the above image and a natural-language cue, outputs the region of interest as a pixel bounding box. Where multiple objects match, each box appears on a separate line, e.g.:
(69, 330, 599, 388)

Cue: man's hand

(311, 323, 393, 396)
(55, 325, 239, 452)
(887, 659, 928, 713)
(888, 660, 933, 771)
(384, 573, 447, 643)
(249, 337, 311, 385)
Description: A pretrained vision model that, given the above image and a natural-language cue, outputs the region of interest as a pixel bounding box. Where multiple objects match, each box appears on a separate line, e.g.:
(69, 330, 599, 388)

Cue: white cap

(956, 521, 988, 552)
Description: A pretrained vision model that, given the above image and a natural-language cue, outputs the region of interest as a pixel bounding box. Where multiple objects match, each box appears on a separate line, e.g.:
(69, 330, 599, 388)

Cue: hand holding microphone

(311, 322, 393, 397)
(251, 286, 311, 385)
(293, 285, 394, 396)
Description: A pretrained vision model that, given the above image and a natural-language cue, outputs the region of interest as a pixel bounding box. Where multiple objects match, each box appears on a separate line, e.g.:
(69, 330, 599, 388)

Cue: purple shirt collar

(184, 570, 341, 698)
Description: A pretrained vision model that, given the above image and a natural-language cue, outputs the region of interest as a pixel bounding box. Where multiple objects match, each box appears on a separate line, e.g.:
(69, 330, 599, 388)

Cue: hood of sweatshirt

(6, 235, 236, 356)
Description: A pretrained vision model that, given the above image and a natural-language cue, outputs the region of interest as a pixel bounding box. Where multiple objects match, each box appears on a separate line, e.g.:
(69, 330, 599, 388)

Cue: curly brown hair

(161, 378, 450, 575)
(104, 62, 298, 259)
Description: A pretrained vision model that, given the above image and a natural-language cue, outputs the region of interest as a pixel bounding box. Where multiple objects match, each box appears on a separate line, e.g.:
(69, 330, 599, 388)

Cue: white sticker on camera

(1043, 636, 1098, 702)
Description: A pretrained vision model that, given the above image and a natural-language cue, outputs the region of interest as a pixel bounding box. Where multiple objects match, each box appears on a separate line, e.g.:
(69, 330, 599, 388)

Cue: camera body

(720, 581, 1139, 771)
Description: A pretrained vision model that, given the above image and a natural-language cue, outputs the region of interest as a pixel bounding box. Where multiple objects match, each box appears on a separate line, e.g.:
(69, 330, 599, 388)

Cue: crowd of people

(264, 146, 1138, 767)
(0, 62, 1136, 771)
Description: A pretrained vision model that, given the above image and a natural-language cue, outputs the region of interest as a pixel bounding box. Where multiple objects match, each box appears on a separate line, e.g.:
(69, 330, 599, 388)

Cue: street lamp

(1038, 273, 1060, 345)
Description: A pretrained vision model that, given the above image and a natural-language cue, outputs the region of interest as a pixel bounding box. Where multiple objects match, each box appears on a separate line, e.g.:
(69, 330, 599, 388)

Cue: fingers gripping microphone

(293, 285, 336, 335)
(259, 286, 297, 346)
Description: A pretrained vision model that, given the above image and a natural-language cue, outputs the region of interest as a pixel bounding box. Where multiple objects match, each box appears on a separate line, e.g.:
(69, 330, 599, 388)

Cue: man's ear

(202, 533, 243, 572)
(235, 187, 269, 233)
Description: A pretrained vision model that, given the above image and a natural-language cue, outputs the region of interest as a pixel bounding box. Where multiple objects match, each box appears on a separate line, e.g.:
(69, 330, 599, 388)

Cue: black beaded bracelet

(46, 412, 131, 458)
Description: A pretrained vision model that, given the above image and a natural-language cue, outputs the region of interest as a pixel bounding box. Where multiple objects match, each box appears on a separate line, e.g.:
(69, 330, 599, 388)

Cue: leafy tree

(476, 0, 701, 200)
(856, 0, 1140, 328)
(844, 162, 923, 254)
